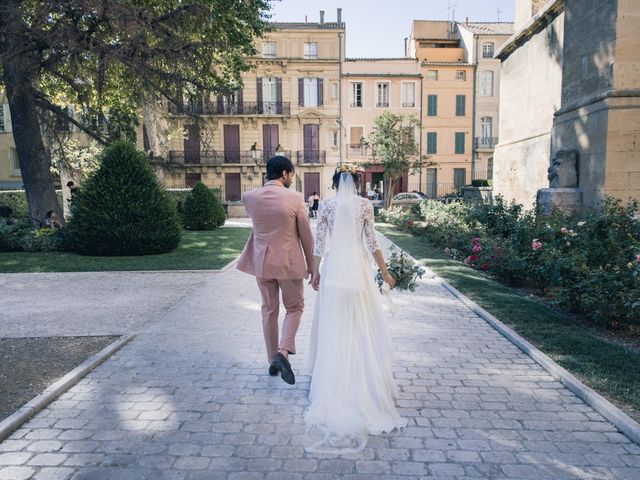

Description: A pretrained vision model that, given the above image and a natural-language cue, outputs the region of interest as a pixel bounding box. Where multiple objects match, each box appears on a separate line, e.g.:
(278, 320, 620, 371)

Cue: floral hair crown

(336, 164, 358, 175)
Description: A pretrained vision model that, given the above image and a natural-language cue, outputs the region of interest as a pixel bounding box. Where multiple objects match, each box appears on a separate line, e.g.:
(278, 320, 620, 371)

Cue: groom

(237, 156, 314, 385)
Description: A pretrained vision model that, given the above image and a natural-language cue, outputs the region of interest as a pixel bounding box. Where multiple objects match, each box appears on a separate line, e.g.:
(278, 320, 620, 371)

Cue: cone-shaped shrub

(182, 182, 226, 230)
(67, 141, 182, 255)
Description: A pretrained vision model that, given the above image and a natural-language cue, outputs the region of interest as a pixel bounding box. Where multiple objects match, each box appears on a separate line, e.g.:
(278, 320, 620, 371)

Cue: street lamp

(250, 142, 263, 166)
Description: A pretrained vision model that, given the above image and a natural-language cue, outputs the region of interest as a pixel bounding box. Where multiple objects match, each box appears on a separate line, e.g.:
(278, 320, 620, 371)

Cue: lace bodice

(313, 196, 380, 257)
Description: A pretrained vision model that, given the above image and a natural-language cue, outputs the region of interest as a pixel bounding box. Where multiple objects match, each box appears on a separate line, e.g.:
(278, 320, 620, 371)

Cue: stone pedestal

(537, 187, 583, 215)
(226, 203, 248, 218)
(462, 186, 493, 205)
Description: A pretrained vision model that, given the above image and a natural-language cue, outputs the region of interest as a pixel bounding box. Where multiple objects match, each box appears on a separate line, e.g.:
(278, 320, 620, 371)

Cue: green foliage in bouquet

(376, 247, 425, 292)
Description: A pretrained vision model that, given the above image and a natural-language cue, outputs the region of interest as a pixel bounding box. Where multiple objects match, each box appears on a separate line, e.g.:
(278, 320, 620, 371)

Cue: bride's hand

(383, 272, 396, 288)
(310, 271, 321, 291)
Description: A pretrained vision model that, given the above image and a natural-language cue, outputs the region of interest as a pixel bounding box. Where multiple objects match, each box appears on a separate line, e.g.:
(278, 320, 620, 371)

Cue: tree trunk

(384, 175, 397, 208)
(3, 63, 63, 228)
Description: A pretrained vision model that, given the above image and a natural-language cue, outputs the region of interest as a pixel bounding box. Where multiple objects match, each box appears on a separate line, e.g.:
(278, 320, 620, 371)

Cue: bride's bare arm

(311, 255, 322, 291)
(372, 249, 396, 288)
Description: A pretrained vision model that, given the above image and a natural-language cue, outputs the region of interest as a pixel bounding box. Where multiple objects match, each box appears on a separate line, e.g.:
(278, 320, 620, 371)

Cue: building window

(481, 71, 494, 96)
(427, 70, 438, 81)
(262, 42, 276, 58)
(350, 82, 363, 107)
(9, 148, 20, 176)
(481, 116, 493, 142)
(455, 95, 466, 116)
(488, 157, 494, 180)
(225, 173, 242, 202)
(401, 82, 416, 107)
(455, 132, 466, 154)
(482, 42, 495, 58)
(304, 42, 318, 59)
(454, 168, 466, 189)
(331, 82, 339, 99)
(427, 95, 437, 116)
(427, 132, 437, 154)
(376, 82, 389, 108)
(303, 78, 318, 107)
(456, 70, 466, 81)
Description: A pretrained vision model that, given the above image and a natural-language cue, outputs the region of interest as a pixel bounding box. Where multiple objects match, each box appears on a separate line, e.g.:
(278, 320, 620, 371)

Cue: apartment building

(341, 58, 422, 197)
(156, 11, 345, 204)
(457, 21, 514, 182)
(410, 20, 474, 197)
(0, 94, 20, 189)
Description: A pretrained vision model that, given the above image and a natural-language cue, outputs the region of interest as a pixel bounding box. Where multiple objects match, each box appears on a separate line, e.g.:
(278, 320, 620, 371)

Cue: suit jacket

(237, 180, 314, 280)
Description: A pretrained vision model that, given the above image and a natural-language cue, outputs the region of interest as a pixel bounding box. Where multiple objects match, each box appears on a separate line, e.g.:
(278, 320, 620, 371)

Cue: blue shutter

(455, 132, 465, 154)
(427, 132, 437, 154)
(456, 95, 465, 116)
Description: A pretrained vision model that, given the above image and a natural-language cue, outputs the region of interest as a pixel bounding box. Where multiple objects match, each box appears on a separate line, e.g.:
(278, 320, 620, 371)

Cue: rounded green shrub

(182, 182, 226, 230)
(67, 141, 182, 255)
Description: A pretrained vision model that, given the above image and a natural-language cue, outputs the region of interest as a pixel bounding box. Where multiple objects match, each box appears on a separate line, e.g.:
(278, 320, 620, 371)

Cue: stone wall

(492, 9, 564, 207)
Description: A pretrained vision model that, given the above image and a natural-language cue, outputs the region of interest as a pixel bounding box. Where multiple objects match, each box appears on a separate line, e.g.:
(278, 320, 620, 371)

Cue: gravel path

(0, 272, 211, 338)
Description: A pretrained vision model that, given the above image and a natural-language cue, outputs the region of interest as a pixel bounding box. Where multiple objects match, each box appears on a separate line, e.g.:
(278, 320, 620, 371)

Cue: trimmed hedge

(182, 182, 226, 230)
(0, 190, 64, 220)
(66, 141, 182, 256)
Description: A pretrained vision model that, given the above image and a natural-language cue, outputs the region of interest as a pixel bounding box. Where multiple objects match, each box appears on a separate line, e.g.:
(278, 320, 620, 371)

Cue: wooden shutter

(223, 125, 240, 163)
(263, 124, 279, 157)
(225, 173, 241, 202)
(216, 95, 224, 114)
(185, 173, 201, 188)
(317, 78, 323, 106)
(257, 77, 263, 114)
(304, 172, 320, 199)
(183, 124, 200, 164)
(236, 88, 243, 114)
(298, 78, 304, 107)
(276, 77, 282, 114)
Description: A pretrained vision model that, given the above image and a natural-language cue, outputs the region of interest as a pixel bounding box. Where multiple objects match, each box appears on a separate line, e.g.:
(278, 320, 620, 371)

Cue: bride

(305, 165, 407, 454)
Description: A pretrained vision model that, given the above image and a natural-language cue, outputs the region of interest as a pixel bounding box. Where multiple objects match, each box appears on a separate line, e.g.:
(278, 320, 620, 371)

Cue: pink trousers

(256, 278, 304, 363)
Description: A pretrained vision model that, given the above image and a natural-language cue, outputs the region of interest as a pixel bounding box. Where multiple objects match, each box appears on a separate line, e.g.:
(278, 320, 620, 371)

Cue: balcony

(168, 101, 291, 116)
(348, 144, 364, 155)
(296, 150, 327, 165)
(167, 150, 292, 165)
(474, 137, 498, 149)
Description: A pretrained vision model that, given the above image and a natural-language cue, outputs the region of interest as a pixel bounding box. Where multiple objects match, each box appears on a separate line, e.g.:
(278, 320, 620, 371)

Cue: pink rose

(444, 247, 451, 256)
(469, 255, 479, 262)
(532, 240, 542, 251)
(636, 254, 640, 263)
(472, 237, 482, 245)
(561, 227, 568, 236)
(472, 244, 483, 254)
(481, 263, 490, 271)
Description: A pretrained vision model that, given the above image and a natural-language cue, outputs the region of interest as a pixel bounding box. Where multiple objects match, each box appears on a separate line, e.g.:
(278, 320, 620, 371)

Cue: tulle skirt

(304, 247, 407, 454)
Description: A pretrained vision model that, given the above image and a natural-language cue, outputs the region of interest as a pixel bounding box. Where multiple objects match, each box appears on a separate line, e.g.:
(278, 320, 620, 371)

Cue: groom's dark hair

(266, 156, 295, 180)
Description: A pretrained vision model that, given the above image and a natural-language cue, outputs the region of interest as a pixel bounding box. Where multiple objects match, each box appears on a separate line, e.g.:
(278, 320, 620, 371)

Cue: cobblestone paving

(1, 235, 639, 479)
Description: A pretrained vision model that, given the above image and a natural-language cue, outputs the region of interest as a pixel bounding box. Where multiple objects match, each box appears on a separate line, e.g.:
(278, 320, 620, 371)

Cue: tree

(364, 112, 424, 207)
(182, 182, 226, 230)
(0, 1, 271, 227)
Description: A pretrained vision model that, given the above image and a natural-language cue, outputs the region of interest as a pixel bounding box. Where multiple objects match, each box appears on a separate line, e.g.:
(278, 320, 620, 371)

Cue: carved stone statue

(547, 150, 579, 188)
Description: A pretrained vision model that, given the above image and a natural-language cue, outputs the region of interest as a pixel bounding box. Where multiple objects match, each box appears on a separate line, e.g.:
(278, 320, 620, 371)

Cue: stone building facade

(457, 21, 514, 182)
(152, 16, 344, 207)
(341, 58, 422, 197)
(494, 0, 640, 208)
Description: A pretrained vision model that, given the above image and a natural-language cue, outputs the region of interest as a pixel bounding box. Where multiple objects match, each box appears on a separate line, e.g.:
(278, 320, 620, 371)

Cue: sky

(269, 0, 515, 58)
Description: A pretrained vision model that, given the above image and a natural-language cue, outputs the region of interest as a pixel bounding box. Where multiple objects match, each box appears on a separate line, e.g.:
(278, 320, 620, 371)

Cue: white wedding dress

(304, 174, 406, 454)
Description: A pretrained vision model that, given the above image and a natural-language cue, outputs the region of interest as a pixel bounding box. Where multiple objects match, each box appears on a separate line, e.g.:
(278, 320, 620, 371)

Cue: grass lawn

(0, 228, 251, 273)
(378, 223, 640, 421)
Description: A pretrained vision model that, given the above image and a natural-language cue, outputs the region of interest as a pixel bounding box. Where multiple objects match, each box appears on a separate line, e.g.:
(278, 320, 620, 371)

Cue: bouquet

(376, 247, 425, 292)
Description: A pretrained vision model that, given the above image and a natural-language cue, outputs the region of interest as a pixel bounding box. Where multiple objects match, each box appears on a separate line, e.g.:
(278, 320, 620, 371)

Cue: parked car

(389, 192, 427, 210)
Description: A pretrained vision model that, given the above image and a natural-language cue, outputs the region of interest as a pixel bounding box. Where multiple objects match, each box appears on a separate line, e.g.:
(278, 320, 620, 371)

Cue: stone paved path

(1, 234, 640, 479)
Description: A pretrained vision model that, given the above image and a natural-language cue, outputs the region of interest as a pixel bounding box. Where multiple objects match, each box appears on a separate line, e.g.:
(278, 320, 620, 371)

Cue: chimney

(466, 16, 469, 25)
(304, 15, 307, 23)
(337, 8, 342, 24)
(404, 37, 408, 57)
(320, 10, 324, 23)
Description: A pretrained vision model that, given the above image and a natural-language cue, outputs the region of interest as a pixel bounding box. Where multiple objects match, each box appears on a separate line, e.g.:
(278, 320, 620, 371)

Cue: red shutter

(225, 173, 241, 202)
(257, 78, 263, 114)
(304, 172, 320, 199)
(298, 78, 304, 107)
(317, 78, 323, 106)
(223, 125, 240, 163)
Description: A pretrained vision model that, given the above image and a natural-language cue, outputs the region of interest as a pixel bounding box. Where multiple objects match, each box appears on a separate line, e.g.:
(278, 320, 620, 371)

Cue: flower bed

(379, 196, 640, 327)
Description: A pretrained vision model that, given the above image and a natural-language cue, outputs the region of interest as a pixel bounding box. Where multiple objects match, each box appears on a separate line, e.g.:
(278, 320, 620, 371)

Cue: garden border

(379, 232, 640, 446)
(0, 334, 135, 442)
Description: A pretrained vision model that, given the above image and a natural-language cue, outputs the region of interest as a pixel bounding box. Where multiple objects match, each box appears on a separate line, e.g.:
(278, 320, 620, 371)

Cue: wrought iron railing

(168, 150, 279, 165)
(474, 137, 498, 149)
(296, 150, 327, 165)
(168, 101, 291, 116)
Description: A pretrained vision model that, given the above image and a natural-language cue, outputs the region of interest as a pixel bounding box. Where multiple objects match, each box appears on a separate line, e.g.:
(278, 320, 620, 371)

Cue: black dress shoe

(268, 363, 278, 376)
(273, 352, 295, 385)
